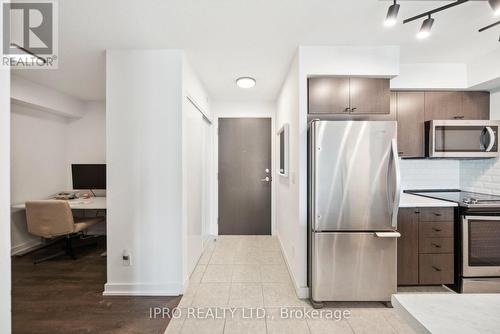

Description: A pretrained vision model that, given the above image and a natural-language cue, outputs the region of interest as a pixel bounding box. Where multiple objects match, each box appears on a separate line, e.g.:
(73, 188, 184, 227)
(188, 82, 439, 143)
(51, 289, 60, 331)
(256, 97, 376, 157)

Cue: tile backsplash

(461, 157, 500, 195)
(400, 159, 460, 190)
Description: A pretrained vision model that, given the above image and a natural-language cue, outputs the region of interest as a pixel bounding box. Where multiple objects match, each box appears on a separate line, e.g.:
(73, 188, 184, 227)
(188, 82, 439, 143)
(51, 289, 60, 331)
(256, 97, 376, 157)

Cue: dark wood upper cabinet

(462, 91, 490, 120)
(308, 77, 390, 114)
(397, 208, 419, 285)
(424, 91, 463, 121)
(349, 78, 390, 114)
(308, 77, 350, 114)
(396, 92, 425, 158)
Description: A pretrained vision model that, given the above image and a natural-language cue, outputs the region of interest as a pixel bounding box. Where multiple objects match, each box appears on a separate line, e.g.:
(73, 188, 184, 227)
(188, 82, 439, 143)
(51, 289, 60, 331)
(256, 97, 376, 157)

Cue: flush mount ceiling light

(384, 0, 400, 27)
(489, 0, 500, 16)
(417, 15, 434, 39)
(236, 77, 256, 89)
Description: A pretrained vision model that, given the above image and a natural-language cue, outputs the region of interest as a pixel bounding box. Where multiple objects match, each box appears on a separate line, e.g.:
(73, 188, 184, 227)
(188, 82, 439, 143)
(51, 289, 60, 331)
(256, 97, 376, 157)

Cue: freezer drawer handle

(374, 232, 401, 238)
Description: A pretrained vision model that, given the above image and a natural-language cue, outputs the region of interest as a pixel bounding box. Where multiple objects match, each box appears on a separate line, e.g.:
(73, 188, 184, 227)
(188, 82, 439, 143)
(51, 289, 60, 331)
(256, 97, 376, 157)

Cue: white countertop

(399, 193, 457, 208)
(392, 294, 500, 334)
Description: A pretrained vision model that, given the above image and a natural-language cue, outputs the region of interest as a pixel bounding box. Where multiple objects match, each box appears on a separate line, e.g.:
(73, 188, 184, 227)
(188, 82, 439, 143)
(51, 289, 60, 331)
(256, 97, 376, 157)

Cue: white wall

(66, 101, 106, 188)
(0, 56, 12, 334)
(275, 54, 303, 296)
(391, 63, 468, 90)
(212, 100, 276, 237)
(106, 50, 210, 296)
(10, 104, 69, 254)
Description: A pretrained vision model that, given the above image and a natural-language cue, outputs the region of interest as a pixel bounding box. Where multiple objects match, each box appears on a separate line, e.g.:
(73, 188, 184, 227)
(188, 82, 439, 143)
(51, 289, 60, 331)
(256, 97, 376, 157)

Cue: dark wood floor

(12, 237, 181, 334)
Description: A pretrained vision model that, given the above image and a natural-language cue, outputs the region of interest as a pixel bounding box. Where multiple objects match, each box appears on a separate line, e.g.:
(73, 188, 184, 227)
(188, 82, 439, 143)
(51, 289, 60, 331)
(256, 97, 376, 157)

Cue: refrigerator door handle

(375, 232, 401, 238)
(389, 139, 401, 229)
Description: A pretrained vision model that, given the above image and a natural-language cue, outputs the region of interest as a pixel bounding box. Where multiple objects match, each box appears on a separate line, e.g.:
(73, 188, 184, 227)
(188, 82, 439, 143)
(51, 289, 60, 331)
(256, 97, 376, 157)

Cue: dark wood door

(397, 208, 419, 285)
(308, 77, 350, 114)
(424, 91, 463, 120)
(349, 78, 390, 114)
(396, 91, 425, 157)
(462, 91, 490, 120)
(218, 118, 272, 235)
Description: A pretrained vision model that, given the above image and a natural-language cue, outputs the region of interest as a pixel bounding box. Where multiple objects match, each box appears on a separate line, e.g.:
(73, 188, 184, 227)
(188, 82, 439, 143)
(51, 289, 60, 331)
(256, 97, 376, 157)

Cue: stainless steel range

(407, 189, 500, 293)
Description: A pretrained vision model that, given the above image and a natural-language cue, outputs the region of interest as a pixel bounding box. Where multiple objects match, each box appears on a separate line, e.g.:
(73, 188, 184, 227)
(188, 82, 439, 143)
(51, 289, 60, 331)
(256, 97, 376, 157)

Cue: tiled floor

(165, 236, 452, 334)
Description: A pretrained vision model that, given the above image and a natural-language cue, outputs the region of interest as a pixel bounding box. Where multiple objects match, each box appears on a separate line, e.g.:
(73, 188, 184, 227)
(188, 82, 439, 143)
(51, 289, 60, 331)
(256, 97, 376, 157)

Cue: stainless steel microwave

(426, 120, 500, 158)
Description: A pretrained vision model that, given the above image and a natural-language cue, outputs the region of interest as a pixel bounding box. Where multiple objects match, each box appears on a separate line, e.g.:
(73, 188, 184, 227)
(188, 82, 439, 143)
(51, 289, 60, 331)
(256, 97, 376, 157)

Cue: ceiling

(13, 0, 500, 102)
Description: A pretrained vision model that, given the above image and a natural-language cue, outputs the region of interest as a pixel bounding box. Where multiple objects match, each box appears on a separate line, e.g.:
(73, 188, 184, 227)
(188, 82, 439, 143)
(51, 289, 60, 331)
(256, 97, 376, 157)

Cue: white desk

(11, 197, 107, 210)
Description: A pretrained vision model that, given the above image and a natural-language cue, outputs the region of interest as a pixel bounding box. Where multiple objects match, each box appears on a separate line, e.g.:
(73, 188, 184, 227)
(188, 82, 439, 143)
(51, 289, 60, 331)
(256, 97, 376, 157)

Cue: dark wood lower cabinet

(397, 207, 455, 286)
(397, 208, 419, 285)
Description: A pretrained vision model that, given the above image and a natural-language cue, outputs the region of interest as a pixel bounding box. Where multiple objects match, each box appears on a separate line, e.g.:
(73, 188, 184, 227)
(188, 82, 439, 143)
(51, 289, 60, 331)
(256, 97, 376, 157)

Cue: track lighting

(384, 0, 400, 27)
(417, 16, 434, 39)
(489, 0, 500, 16)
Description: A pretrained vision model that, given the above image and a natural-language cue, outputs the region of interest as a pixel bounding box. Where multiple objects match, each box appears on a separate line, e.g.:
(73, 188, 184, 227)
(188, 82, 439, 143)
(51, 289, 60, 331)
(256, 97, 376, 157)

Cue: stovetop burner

(405, 189, 500, 208)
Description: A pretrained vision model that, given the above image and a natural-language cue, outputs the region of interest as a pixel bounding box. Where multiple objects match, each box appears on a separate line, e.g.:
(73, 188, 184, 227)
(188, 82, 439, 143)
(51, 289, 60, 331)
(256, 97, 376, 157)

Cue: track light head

(384, 1, 400, 27)
(417, 16, 434, 39)
(489, 0, 500, 16)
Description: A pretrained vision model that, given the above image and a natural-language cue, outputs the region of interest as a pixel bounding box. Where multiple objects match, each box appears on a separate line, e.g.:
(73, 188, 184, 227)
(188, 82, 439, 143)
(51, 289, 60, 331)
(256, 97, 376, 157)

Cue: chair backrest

(25, 200, 75, 238)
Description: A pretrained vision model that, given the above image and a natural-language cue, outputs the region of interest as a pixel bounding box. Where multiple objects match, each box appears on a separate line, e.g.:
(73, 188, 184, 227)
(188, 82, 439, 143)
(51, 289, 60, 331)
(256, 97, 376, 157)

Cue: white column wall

(105, 50, 184, 295)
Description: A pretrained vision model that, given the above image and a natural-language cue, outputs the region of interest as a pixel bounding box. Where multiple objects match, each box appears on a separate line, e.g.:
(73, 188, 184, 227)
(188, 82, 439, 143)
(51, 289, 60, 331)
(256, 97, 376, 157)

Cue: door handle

(374, 232, 401, 238)
(485, 126, 496, 152)
(387, 139, 401, 229)
(260, 177, 271, 182)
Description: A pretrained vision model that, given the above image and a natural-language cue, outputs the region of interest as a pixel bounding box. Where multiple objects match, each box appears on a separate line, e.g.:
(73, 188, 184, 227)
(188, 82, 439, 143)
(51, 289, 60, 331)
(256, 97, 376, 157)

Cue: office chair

(25, 200, 103, 264)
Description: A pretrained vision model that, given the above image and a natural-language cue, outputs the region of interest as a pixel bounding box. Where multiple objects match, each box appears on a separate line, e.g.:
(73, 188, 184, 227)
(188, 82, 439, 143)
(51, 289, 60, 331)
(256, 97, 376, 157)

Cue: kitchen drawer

(419, 254, 454, 284)
(419, 237, 454, 254)
(418, 207, 454, 222)
(419, 221, 454, 238)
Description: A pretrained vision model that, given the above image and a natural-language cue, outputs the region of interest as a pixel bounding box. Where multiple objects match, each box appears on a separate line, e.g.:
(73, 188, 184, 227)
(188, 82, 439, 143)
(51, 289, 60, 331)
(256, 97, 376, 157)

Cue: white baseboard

(11, 239, 42, 256)
(276, 235, 310, 299)
(103, 282, 184, 296)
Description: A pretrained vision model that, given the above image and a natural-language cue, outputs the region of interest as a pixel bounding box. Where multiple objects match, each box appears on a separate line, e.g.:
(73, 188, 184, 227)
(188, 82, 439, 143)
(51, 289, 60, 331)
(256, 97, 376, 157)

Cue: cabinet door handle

(431, 243, 442, 248)
(433, 213, 442, 217)
(432, 227, 442, 232)
(453, 115, 465, 120)
(344, 107, 350, 112)
(432, 266, 442, 272)
(350, 107, 357, 112)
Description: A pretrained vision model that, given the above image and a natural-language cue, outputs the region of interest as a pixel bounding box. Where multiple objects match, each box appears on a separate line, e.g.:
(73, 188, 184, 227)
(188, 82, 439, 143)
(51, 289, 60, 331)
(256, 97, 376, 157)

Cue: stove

(405, 189, 500, 209)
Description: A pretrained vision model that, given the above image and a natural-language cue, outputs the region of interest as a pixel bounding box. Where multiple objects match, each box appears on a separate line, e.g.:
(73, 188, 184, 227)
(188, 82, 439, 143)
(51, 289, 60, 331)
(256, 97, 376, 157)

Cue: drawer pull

(432, 227, 442, 232)
(433, 213, 442, 217)
(432, 266, 442, 272)
(431, 243, 442, 248)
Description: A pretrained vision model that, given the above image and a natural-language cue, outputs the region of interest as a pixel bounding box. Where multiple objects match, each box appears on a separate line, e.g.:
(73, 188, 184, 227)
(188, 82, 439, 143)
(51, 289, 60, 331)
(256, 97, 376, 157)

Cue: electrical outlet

(122, 250, 131, 266)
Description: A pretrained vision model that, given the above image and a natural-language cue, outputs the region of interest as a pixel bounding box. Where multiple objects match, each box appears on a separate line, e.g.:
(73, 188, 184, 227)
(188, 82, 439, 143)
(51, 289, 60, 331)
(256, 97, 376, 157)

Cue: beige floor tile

(209, 250, 236, 264)
(180, 317, 225, 334)
(262, 283, 309, 308)
(265, 308, 311, 334)
(190, 264, 206, 283)
(232, 264, 262, 282)
(233, 250, 261, 265)
(178, 283, 200, 308)
(306, 318, 354, 334)
(224, 309, 267, 334)
(198, 250, 213, 265)
(260, 265, 292, 283)
(202, 265, 233, 283)
(383, 312, 418, 334)
(164, 308, 187, 334)
(228, 283, 264, 308)
(347, 309, 397, 334)
(257, 250, 285, 265)
(191, 283, 231, 308)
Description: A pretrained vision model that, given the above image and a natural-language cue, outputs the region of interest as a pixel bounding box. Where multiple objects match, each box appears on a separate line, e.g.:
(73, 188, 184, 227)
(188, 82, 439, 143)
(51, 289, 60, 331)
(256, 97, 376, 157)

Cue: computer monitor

(72, 164, 106, 190)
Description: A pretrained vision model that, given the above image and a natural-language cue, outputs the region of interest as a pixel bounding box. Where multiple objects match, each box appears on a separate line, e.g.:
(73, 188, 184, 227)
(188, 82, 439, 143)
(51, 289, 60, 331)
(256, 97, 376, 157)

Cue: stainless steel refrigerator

(308, 120, 401, 306)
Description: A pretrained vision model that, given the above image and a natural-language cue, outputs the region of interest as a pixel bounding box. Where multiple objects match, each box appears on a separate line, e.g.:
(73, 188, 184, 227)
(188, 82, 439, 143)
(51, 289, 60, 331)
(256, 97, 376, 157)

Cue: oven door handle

(485, 126, 496, 152)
